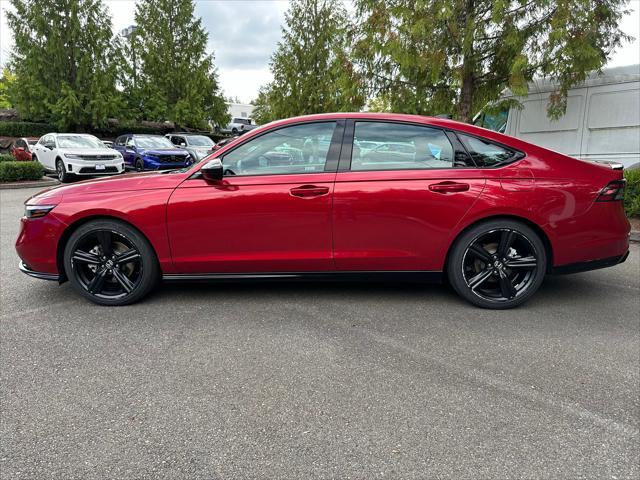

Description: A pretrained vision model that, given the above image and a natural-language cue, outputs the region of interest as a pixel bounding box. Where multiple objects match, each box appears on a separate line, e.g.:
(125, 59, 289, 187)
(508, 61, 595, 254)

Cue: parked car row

(8, 132, 231, 183)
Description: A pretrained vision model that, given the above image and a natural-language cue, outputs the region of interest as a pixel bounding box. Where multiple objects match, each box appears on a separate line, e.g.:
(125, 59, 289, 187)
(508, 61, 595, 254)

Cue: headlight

(24, 204, 56, 219)
(64, 153, 83, 159)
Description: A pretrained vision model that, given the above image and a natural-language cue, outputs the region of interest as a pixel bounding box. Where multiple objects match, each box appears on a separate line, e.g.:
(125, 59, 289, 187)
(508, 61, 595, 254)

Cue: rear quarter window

(457, 133, 521, 167)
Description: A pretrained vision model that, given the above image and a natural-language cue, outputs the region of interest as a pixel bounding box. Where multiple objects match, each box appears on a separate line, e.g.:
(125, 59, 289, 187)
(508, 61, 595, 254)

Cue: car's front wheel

(447, 220, 547, 309)
(135, 158, 145, 172)
(63, 219, 159, 306)
(56, 159, 72, 183)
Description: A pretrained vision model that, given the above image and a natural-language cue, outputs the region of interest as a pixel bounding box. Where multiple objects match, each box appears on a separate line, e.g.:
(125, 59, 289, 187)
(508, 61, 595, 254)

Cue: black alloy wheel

(64, 219, 159, 305)
(448, 220, 546, 309)
(135, 158, 145, 172)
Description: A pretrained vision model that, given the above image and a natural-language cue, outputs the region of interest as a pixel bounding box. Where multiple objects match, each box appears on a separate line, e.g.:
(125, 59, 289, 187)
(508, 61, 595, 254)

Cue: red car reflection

(16, 113, 630, 308)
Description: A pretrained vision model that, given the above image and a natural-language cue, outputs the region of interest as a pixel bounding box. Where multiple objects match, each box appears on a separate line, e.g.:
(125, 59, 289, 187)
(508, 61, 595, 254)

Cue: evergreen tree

(257, 0, 365, 122)
(354, 0, 631, 122)
(7, 0, 121, 130)
(133, 0, 228, 129)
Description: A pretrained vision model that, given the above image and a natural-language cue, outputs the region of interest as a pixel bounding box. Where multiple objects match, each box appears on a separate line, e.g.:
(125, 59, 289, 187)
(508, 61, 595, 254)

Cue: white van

(473, 64, 640, 169)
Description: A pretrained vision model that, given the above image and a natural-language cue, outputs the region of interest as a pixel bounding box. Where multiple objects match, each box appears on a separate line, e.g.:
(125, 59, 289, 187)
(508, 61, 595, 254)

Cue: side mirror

(200, 158, 223, 181)
(180, 142, 186, 147)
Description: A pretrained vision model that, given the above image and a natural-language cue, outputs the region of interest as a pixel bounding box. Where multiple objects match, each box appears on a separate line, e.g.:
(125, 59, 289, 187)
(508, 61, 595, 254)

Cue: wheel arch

(56, 214, 159, 283)
(444, 215, 554, 275)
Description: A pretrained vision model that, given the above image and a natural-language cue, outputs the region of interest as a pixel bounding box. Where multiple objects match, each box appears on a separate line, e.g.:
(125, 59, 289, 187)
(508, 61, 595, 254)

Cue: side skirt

(162, 271, 443, 283)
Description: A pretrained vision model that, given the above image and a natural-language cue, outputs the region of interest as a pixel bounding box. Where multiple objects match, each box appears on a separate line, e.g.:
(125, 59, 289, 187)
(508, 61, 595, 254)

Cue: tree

(257, 0, 365, 123)
(7, 0, 121, 130)
(133, 0, 228, 129)
(354, 0, 632, 122)
(0, 68, 16, 109)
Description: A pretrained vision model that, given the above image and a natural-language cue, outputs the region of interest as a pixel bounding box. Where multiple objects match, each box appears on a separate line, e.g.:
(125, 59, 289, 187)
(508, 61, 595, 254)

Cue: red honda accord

(16, 113, 630, 308)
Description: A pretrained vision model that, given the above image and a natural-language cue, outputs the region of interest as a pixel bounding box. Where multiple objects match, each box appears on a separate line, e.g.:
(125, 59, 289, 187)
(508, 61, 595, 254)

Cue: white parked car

(32, 133, 125, 183)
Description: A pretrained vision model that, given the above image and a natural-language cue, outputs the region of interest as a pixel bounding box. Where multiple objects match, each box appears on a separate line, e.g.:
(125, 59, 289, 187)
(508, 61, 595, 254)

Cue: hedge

(0, 153, 15, 162)
(0, 161, 44, 182)
(0, 121, 55, 138)
(624, 168, 640, 218)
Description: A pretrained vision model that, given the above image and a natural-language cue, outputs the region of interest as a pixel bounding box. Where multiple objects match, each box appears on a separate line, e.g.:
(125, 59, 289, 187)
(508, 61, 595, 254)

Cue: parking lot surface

(1, 187, 639, 479)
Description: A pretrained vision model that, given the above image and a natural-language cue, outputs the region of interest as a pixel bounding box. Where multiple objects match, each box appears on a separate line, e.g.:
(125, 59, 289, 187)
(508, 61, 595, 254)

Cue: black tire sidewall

(63, 219, 159, 306)
(135, 158, 144, 172)
(56, 159, 70, 183)
(447, 219, 547, 309)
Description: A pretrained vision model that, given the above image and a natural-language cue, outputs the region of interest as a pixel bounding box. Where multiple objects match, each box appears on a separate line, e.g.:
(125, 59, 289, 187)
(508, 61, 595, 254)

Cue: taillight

(596, 180, 626, 202)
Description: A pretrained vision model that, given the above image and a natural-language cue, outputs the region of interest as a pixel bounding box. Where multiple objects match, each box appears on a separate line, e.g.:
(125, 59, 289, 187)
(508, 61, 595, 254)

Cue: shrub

(0, 161, 44, 182)
(624, 169, 640, 218)
(0, 153, 15, 162)
(0, 121, 54, 137)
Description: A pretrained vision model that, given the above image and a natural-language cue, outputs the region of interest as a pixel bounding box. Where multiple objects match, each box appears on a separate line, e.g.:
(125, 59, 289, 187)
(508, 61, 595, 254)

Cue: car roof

(255, 112, 532, 151)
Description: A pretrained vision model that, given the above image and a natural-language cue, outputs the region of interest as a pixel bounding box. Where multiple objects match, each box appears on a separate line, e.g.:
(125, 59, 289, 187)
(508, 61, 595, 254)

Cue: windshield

(474, 108, 508, 133)
(57, 135, 106, 149)
(27, 139, 38, 145)
(135, 136, 174, 149)
(188, 135, 214, 147)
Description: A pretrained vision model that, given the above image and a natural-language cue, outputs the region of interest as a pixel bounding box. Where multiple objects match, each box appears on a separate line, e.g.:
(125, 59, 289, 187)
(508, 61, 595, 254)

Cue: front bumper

(19, 261, 60, 281)
(64, 158, 125, 176)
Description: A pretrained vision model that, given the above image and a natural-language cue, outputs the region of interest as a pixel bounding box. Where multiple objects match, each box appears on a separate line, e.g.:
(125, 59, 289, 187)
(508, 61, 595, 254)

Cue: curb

(0, 177, 60, 190)
(631, 231, 640, 244)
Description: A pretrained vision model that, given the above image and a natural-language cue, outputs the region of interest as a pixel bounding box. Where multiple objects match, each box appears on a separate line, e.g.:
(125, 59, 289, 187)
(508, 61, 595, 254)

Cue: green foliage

(0, 68, 16, 108)
(624, 169, 640, 218)
(7, 0, 122, 131)
(353, 0, 631, 122)
(0, 161, 43, 182)
(132, 0, 229, 130)
(0, 121, 54, 137)
(0, 154, 16, 162)
(254, 0, 366, 123)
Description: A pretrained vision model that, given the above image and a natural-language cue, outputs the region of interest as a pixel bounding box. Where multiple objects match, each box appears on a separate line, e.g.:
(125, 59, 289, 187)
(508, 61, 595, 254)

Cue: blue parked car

(113, 134, 193, 171)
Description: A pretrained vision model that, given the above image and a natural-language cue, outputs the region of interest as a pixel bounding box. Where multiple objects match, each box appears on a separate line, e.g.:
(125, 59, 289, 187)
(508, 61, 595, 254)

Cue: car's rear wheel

(447, 220, 546, 309)
(56, 159, 72, 183)
(63, 219, 159, 306)
(135, 158, 145, 172)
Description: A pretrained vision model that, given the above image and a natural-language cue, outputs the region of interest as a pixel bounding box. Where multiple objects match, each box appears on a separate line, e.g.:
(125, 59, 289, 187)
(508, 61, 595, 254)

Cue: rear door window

(351, 122, 455, 171)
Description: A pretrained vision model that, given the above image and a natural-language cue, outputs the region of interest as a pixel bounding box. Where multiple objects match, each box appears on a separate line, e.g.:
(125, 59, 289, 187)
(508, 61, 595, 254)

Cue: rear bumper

(19, 261, 60, 281)
(551, 251, 629, 275)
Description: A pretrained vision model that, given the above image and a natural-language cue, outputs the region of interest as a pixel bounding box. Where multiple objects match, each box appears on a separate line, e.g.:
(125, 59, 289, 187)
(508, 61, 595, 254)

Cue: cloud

(197, 1, 286, 71)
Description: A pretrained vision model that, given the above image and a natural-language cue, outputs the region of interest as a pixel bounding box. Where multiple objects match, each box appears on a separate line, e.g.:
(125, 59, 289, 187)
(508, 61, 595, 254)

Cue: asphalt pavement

(1, 187, 639, 479)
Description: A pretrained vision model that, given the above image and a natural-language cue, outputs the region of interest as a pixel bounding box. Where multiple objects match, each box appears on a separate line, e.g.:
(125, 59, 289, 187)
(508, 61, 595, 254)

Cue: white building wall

(226, 103, 256, 123)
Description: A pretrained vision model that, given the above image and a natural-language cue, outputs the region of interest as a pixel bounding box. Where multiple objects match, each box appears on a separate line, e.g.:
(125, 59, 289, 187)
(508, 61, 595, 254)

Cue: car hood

(61, 148, 120, 156)
(139, 148, 190, 155)
(28, 171, 187, 204)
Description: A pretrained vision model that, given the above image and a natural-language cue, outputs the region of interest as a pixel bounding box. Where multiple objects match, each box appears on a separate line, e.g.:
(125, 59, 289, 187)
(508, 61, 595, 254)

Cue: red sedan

(16, 113, 630, 308)
(10, 137, 39, 161)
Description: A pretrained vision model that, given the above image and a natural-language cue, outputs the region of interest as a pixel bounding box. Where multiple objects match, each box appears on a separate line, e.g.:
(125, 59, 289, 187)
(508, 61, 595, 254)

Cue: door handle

(428, 181, 470, 193)
(290, 185, 330, 198)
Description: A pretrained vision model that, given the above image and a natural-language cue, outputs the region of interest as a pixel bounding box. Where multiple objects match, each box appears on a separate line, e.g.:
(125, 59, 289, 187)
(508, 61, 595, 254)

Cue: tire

(135, 158, 145, 172)
(56, 158, 72, 183)
(63, 219, 160, 306)
(231, 128, 238, 134)
(447, 219, 547, 309)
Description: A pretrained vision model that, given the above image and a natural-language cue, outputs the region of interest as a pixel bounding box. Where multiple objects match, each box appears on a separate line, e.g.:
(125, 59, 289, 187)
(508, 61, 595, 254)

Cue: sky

(1, 0, 639, 104)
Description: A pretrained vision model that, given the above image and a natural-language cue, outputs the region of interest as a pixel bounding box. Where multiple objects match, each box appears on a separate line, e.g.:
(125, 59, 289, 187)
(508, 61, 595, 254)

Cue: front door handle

(429, 181, 470, 193)
(290, 185, 330, 198)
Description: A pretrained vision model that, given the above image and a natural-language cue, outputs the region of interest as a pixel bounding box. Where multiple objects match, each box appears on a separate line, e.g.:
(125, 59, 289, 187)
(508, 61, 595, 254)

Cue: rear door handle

(428, 181, 470, 193)
(290, 185, 330, 198)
